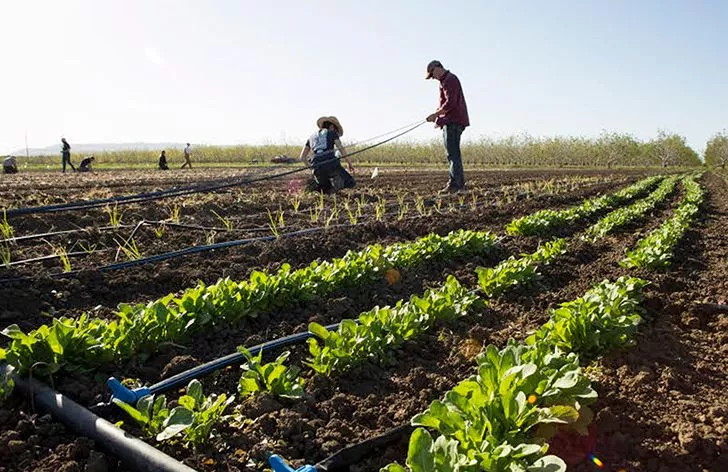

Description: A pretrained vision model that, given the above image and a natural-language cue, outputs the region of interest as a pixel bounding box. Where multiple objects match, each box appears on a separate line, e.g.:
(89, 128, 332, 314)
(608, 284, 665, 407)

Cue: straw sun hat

(316, 116, 344, 137)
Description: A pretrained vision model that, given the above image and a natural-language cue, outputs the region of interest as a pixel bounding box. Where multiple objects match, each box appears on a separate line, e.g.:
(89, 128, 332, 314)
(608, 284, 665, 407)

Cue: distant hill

(11, 142, 192, 157)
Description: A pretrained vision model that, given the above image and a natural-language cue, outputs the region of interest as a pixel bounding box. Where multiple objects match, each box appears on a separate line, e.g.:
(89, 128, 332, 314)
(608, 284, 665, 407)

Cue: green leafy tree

(649, 130, 701, 167)
(705, 130, 728, 169)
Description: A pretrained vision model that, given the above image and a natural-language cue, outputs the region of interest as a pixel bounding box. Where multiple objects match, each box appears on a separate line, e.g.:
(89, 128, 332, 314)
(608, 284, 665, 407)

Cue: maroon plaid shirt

(435, 71, 470, 128)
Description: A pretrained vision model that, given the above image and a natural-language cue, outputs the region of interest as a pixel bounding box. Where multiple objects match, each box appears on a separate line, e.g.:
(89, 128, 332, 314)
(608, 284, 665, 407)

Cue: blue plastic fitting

(268, 454, 317, 472)
(107, 377, 151, 404)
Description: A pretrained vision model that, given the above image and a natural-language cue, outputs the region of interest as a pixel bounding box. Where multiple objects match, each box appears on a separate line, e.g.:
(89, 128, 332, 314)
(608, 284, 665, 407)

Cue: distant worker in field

(3, 156, 18, 174)
(181, 143, 192, 169)
(159, 150, 169, 170)
(299, 116, 356, 193)
(79, 155, 95, 172)
(61, 137, 76, 173)
(425, 60, 469, 193)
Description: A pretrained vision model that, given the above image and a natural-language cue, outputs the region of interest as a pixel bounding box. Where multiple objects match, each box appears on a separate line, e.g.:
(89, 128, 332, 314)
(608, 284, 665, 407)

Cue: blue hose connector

(107, 377, 151, 404)
(268, 454, 317, 472)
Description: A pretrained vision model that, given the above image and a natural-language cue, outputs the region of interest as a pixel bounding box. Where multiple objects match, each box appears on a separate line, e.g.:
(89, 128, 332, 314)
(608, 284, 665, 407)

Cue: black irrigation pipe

(4, 121, 427, 218)
(5, 248, 111, 267)
(1, 224, 135, 244)
(2, 364, 196, 472)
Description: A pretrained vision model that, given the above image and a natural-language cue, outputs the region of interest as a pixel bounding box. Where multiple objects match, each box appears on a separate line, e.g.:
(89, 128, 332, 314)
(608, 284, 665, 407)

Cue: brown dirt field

(3, 169, 724, 472)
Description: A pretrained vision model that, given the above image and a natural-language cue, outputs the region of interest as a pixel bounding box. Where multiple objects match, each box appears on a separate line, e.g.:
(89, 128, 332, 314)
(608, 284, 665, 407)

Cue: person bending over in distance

(159, 150, 169, 170)
(78, 156, 95, 172)
(299, 116, 355, 193)
(3, 156, 18, 174)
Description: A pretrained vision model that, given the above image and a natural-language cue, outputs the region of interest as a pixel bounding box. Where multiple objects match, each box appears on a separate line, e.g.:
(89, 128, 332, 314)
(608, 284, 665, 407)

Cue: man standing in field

(181, 143, 192, 169)
(425, 60, 469, 193)
(61, 137, 76, 173)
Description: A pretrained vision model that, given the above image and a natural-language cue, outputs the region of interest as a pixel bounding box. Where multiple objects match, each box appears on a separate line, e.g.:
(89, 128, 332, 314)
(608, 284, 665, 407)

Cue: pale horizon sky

(1, 0, 726, 155)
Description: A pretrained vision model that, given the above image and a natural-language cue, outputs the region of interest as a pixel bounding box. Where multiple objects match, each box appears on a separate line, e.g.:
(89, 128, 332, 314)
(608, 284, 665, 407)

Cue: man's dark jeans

(442, 123, 465, 189)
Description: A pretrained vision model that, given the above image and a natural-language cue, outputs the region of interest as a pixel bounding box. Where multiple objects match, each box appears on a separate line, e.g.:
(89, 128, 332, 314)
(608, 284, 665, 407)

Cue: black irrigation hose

(4, 121, 427, 218)
(5, 249, 111, 267)
(2, 364, 196, 472)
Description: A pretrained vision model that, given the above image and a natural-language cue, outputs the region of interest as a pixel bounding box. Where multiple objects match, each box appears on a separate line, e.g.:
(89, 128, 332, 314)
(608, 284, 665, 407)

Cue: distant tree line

(10, 130, 710, 169)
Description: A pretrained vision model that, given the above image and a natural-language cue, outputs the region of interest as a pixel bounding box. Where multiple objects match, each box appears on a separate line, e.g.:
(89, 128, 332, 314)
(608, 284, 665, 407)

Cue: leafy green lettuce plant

(238, 348, 304, 399)
(113, 379, 233, 448)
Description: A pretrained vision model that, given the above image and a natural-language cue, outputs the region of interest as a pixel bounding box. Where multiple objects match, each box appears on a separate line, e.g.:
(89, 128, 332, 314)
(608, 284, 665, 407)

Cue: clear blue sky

(1, 0, 726, 155)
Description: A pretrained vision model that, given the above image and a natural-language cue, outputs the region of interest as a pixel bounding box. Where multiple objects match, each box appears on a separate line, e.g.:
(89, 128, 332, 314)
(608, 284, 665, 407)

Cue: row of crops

(0, 172, 705, 471)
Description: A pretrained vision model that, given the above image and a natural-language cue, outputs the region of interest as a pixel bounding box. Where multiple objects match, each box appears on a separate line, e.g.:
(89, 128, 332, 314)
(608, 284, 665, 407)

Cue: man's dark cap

(425, 60, 443, 79)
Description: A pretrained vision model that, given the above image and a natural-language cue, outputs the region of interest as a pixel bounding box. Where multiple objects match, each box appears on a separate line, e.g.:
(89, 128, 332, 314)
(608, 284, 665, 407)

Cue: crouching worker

(3, 156, 18, 174)
(299, 116, 355, 193)
(158, 150, 169, 170)
(78, 155, 95, 172)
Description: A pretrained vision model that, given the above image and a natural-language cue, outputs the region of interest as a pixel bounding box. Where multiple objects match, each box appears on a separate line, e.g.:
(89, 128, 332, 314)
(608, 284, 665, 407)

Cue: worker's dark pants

(311, 152, 355, 193)
(443, 124, 465, 189)
(62, 153, 76, 173)
(335, 167, 356, 189)
(3, 166, 18, 174)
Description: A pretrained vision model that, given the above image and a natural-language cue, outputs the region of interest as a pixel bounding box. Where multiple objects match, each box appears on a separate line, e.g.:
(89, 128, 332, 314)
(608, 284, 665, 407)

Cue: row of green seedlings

(383, 275, 649, 472)
(581, 175, 680, 242)
(109, 236, 644, 460)
(0, 229, 499, 385)
(505, 175, 664, 236)
(108, 239, 568, 450)
(621, 175, 704, 269)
